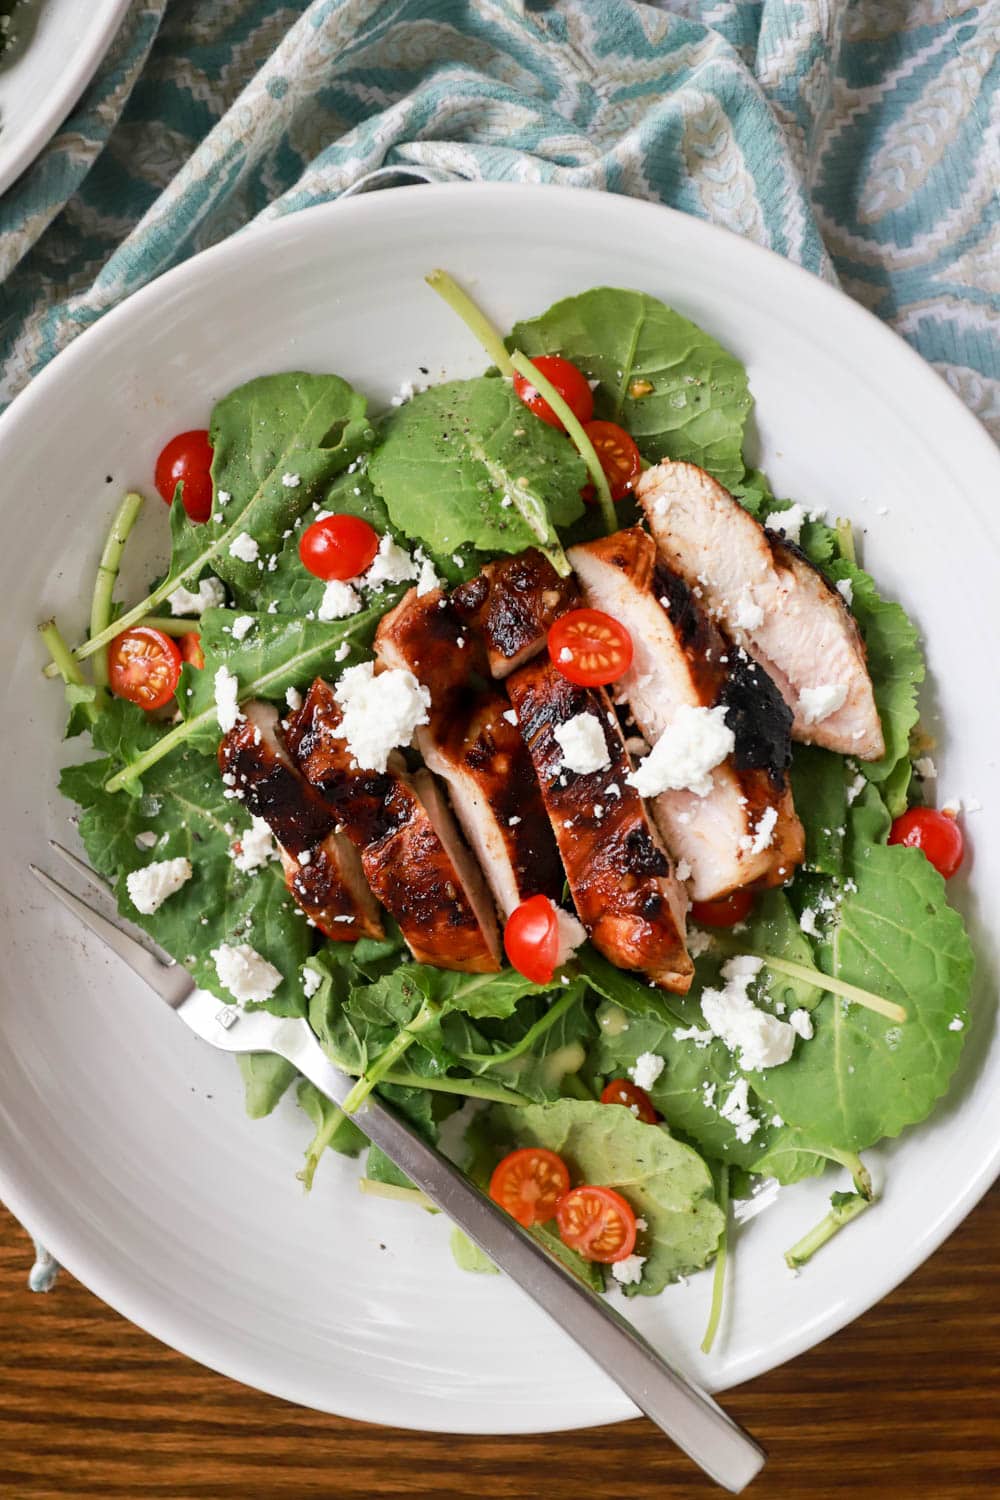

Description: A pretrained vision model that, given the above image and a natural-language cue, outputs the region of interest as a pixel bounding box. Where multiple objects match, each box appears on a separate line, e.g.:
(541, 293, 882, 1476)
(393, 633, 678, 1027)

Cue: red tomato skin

(547, 608, 633, 688)
(299, 514, 380, 581)
(690, 888, 755, 928)
(599, 1078, 659, 1124)
(583, 421, 642, 502)
(179, 632, 204, 670)
(555, 1184, 638, 1263)
(512, 355, 594, 431)
(889, 806, 964, 879)
(503, 894, 559, 984)
(488, 1147, 571, 1228)
(155, 430, 214, 523)
(108, 627, 183, 711)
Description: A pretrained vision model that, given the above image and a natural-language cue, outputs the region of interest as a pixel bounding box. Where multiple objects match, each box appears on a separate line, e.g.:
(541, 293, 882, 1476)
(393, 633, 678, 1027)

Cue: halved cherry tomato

(155, 430, 214, 523)
(513, 355, 594, 431)
(504, 894, 559, 984)
(690, 888, 755, 928)
(548, 608, 633, 687)
(600, 1078, 659, 1124)
(582, 421, 642, 503)
(179, 631, 204, 670)
(489, 1146, 570, 1228)
(299, 514, 379, 581)
(108, 626, 182, 710)
(556, 1184, 637, 1263)
(889, 806, 964, 879)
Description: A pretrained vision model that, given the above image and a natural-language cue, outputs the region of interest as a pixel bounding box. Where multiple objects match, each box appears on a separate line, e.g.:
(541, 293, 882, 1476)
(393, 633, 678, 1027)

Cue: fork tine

(48, 839, 113, 893)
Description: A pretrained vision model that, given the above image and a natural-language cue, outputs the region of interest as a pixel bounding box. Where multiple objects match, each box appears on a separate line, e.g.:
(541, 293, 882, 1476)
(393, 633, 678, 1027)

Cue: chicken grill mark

(451, 548, 578, 678)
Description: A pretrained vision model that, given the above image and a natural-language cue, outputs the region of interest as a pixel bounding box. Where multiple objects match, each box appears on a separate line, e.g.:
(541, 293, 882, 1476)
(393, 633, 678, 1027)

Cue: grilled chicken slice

(451, 548, 579, 679)
(637, 461, 884, 759)
(218, 702, 382, 941)
(506, 658, 693, 993)
(375, 587, 563, 917)
(287, 679, 501, 972)
(568, 529, 804, 900)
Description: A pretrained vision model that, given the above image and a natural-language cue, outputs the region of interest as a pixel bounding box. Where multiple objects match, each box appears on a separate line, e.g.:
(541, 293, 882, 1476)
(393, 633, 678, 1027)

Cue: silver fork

(30, 842, 765, 1492)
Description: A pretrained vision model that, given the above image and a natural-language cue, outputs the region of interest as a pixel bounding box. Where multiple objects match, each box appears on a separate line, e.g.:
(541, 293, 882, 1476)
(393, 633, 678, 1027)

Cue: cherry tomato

(548, 608, 633, 687)
(489, 1146, 570, 1228)
(108, 626, 182, 711)
(155, 430, 214, 524)
(299, 514, 379, 581)
(690, 889, 755, 928)
(582, 421, 642, 503)
(512, 355, 594, 431)
(889, 806, 964, 879)
(556, 1184, 638, 1263)
(600, 1078, 659, 1124)
(504, 894, 560, 984)
(179, 631, 204, 670)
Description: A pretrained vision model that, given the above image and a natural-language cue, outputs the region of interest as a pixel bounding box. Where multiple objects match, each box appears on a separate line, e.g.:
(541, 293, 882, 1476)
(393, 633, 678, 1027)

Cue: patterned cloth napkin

(5, 0, 997, 1287)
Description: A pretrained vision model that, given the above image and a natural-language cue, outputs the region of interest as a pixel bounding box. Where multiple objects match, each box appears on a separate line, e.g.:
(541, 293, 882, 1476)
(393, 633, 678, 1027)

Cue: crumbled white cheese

(167, 575, 226, 616)
(211, 942, 282, 1005)
(948, 1016, 965, 1032)
(415, 552, 443, 597)
(363, 534, 418, 591)
(733, 587, 764, 631)
(789, 1008, 814, 1040)
(701, 956, 797, 1071)
(230, 614, 254, 642)
(126, 857, 192, 915)
(799, 907, 820, 938)
(216, 490, 231, 507)
(214, 665, 242, 733)
(718, 1077, 761, 1144)
(451, 553, 463, 568)
(798, 683, 848, 725)
(231, 815, 276, 873)
(554, 908, 587, 968)
(914, 757, 937, 780)
(686, 927, 714, 958)
(302, 965, 323, 999)
(281, 472, 300, 488)
(673, 1023, 714, 1047)
(764, 503, 805, 545)
(846, 772, 867, 805)
(228, 532, 259, 564)
(611, 1253, 647, 1287)
(285, 686, 303, 711)
(836, 578, 853, 606)
(553, 712, 610, 776)
(390, 380, 418, 407)
(558, 646, 573, 663)
(502, 708, 518, 727)
(742, 805, 778, 856)
(318, 579, 362, 621)
(333, 662, 431, 772)
(627, 705, 734, 798)
(134, 830, 158, 851)
(629, 1051, 665, 1090)
(334, 641, 351, 662)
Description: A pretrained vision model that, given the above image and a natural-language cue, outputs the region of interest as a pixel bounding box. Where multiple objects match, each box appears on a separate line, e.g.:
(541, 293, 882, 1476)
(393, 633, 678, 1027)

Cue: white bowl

(0, 184, 997, 1434)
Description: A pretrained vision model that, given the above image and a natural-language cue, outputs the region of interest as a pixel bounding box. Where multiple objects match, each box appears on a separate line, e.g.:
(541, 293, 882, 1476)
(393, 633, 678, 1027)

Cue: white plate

(0, 185, 997, 1434)
(0, 0, 130, 196)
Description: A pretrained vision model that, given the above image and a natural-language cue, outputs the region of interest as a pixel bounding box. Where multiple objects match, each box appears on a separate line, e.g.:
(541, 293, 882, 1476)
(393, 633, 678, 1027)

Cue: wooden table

(1, 1192, 996, 1499)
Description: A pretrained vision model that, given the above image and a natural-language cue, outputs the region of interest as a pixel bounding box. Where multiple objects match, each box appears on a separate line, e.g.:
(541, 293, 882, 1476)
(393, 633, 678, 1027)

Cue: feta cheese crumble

(627, 705, 734, 798)
(629, 1051, 665, 1090)
(333, 662, 431, 772)
(134, 830, 158, 851)
(415, 551, 442, 597)
(167, 575, 226, 616)
(836, 578, 853, 606)
(230, 614, 254, 642)
(231, 815, 276, 873)
(502, 708, 518, 727)
(318, 579, 362, 621)
(364, 534, 418, 591)
(553, 712, 611, 776)
(764, 503, 805, 545)
(798, 682, 848, 725)
(733, 587, 764, 631)
(554, 909, 587, 967)
(914, 757, 937, 780)
(789, 1008, 814, 1040)
(302, 965, 323, 999)
(285, 686, 303, 711)
(700, 956, 798, 1071)
(281, 472, 300, 488)
(611, 1253, 647, 1287)
(228, 531, 259, 564)
(334, 640, 351, 662)
(211, 942, 283, 1005)
(214, 665, 243, 733)
(126, 857, 192, 915)
(718, 1077, 760, 1144)
(743, 805, 778, 855)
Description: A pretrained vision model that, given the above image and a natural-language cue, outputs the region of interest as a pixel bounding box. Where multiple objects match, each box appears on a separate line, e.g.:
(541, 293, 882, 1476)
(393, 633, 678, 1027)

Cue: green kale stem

(425, 269, 515, 378)
(89, 490, 145, 692)
(739, 950, 907, 1025)
(836, 517, 856, 564)
(342, 999, 440, 1114)
(560, 1072, 595, 1101)
(701, 1165, 729, 1355)
(508, 349, 617, 535)
(298, 1106, 359, 1191)
(358, 1178, 435, 1210)
(137, 615, 202, 636)
(376, 1069, 528, 1106)
(784, 1190, 871, 1269)
(456, 980, 581, 1069)
(826, 1148, 873, 1201)
(38, 619, 101, 727)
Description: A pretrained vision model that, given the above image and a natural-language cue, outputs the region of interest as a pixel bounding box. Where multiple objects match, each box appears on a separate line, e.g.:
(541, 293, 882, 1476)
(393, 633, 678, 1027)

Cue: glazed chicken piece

(219, 702, 383, 941)
(506, 657, 693, 993)
(637, 461, 884, 759)
(375, 587, 563, 917)
(568, 529, 804, 901)
(286, 679, 501, 972)
(451, 548, 579, 679)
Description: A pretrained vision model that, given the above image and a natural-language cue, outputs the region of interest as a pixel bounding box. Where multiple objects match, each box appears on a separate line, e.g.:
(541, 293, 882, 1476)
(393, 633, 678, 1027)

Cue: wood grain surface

(1, 1191, 997, 1500)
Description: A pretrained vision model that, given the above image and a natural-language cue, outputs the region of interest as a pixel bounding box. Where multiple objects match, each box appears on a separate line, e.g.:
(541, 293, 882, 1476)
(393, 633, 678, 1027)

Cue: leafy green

(509, 288, 752, 489)
(450, 1228, 500, 1276)
(368, 377, 586, 569)
(440, 983, 594, 1102)
(237, 1053, 298, 1118)
(481, 1098, 724, 1294)
(790, 747, 848, 877)
(296, 1079, 368, 1189)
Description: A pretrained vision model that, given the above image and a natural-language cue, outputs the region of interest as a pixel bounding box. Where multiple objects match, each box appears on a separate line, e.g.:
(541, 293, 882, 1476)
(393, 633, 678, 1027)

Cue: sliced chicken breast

(219, 702, 382, 941)
(569, 529, 804, 900)
(451, 548, 579, 679)
(287, 679, 501, 972)
(375, 587, 563, 917)
(506, 657, 693, 993)
(637, 461, 884, 759)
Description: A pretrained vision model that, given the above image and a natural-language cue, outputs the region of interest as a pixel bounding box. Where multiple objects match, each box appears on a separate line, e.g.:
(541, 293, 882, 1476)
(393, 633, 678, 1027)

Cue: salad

(44, 275, 975, 1338)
